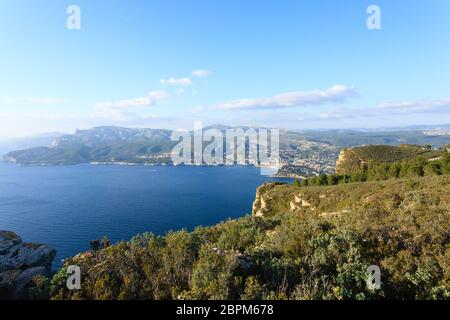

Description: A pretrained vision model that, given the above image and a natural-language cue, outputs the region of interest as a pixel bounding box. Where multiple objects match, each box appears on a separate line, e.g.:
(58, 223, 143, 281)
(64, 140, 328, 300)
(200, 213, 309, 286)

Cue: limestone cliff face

(251, 182, 286, 217)
(0, 231, 56, 299)
(336, 144, 431, 174)
(252, 183, 272, 217)
(335, 149, 348, 172)
(251, 182, 352, 219)
(335, 148, 367, 174)
(251, 182, 319, 217)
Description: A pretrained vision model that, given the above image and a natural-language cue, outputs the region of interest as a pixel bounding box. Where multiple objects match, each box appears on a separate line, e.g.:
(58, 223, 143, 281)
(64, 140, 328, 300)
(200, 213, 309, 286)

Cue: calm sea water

(0, 163, 291, 266)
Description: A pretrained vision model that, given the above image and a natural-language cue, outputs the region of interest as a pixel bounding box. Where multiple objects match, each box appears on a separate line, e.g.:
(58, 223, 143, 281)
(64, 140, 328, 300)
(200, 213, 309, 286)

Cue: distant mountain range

(339, 123, 450, 132)
(0, 132, 65, 157)
(3, 126, 175, 165)
(3, 125, 450, 177)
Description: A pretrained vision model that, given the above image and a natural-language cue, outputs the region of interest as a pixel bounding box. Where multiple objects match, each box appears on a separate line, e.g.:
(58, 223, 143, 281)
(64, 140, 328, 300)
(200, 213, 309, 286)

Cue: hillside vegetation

(324, 145, 448, 185)
(351, 145, 431, 162)
(44, 163, 450, 300)
(335, 144, 440, 174)
(13, 145, 449, 300)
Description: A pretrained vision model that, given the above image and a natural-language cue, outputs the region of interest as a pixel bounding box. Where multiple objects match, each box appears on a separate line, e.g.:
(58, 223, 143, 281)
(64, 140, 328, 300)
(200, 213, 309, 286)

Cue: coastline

(2, 159, 303, 181)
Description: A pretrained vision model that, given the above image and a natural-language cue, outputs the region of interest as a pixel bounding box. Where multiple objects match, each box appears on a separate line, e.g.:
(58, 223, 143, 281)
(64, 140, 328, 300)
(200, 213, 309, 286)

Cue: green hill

(44, 171, 450, 300)
(8, 144, 450, 300)
(335, 144, 442, 174)
(299, 146, 449, 189)
(3, 127, 175, 165)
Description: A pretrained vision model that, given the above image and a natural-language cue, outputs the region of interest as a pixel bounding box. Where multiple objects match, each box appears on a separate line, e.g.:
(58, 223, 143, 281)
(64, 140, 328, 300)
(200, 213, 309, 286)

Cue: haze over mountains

(2, 124, 450, 178)
(0, 132, 65, 157)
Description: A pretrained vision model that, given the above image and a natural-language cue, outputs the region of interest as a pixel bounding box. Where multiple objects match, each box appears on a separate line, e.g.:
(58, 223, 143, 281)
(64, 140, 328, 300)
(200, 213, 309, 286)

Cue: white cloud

(159, 77, 192, 87)
(317, 98, 450, 120)
(192, 106, 205, 113)
(206, 85, 358, 111)
(94, 90, 169, 110)
(148, 89, 170, 102)
(377, 99, 450, 111)
(192, 69, 212, 78)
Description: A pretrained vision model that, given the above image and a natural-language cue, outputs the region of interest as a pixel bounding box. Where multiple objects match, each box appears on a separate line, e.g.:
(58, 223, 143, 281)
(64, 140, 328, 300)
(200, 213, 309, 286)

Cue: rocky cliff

(335, 148, 366, 174)
(335, 144, 433, 174)
(0, 231, 56, 299)
(251, 182, 288, 217)
(252, 171, 450, 222)
(251, 182, 349, 218)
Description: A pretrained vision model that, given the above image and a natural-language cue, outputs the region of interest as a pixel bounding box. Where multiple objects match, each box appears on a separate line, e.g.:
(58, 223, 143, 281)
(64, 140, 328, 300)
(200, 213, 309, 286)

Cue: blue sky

(0, 0, 449, 137)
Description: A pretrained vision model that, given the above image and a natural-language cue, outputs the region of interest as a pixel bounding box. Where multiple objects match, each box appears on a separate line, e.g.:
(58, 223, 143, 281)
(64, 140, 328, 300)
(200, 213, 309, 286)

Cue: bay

(0, 163, 291, 266)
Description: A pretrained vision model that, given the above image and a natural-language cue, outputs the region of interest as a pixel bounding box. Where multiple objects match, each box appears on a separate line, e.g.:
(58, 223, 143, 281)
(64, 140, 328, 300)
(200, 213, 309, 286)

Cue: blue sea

(0, 163, 291, 266)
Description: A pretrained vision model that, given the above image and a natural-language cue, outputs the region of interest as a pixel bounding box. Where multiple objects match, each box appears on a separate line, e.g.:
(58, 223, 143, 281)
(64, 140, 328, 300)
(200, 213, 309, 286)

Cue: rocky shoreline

(0, 231, 56, 299)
